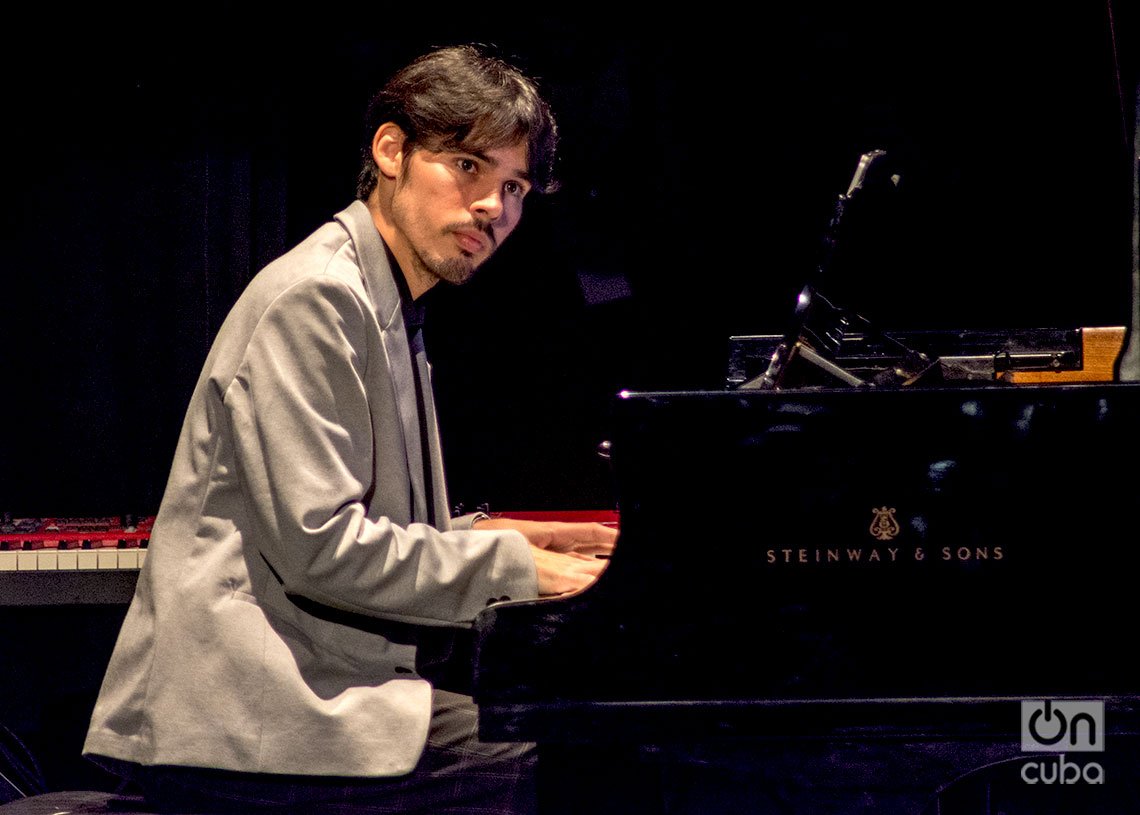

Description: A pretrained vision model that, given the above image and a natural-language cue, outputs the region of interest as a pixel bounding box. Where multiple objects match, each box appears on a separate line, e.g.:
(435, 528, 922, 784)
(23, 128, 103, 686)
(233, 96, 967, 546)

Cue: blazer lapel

(417, 353, 452, 528)
(335, 201, 429, 523)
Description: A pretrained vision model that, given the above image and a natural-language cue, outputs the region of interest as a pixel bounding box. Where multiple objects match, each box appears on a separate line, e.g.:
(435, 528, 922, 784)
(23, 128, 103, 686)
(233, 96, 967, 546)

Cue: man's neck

(365, 190, 436, 300)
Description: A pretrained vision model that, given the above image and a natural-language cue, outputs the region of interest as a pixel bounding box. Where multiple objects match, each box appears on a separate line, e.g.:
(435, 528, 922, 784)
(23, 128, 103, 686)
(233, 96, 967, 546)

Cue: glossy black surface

(474, 383, 1140, 740)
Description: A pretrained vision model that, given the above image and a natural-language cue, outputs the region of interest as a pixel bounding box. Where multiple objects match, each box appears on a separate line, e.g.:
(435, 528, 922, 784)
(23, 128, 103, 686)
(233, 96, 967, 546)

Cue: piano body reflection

(473, 325, 1140, 813)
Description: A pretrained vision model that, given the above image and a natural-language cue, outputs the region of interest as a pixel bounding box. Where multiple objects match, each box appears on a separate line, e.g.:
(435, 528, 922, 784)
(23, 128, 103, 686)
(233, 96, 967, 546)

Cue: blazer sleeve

(222, 275, 537, 627)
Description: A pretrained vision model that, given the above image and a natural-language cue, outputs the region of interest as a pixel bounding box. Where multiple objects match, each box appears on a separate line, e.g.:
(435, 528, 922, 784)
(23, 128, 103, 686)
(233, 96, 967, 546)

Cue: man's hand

(529, 547, 609, 596)
(472, 517, 618, 595)
(472, 518, 617, 556)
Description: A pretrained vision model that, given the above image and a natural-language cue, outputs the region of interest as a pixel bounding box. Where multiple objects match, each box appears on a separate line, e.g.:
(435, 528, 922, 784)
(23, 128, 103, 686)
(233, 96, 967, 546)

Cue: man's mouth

(450, 223, 494, 255)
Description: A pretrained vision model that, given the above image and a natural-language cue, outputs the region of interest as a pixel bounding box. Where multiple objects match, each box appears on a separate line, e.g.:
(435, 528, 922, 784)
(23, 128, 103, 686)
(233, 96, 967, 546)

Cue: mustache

(446, 220, 495, 248)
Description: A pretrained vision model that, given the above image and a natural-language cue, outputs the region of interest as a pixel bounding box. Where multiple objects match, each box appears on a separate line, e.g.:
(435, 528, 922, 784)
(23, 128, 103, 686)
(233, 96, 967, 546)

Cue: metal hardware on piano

(728, 325, 1129, 389)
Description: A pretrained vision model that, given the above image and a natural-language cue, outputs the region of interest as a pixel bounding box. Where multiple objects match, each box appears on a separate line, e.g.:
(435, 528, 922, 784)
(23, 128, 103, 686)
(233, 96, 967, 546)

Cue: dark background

(2, 4, 1136, 516)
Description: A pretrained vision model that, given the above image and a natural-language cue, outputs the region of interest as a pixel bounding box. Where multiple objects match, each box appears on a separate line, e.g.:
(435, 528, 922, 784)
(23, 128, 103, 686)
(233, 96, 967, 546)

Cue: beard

(426, 220, 496, 285)
(390, 193, 494, 288)
(411, 246, 477, 286)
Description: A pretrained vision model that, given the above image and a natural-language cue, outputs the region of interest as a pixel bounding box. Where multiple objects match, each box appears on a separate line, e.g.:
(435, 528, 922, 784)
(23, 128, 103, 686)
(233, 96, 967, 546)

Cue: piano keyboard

(0, 516, 152, 572)
(2, 511, 617, 605)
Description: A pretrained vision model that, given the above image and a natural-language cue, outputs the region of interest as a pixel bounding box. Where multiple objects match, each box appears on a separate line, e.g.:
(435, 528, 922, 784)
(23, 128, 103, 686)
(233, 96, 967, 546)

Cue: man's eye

(457, 158, 477, 173)
(504, 180, 526, 197)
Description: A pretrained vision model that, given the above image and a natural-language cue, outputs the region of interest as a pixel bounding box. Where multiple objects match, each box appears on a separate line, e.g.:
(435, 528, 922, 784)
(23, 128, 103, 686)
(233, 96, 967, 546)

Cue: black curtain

(1, 5, 1135, 516)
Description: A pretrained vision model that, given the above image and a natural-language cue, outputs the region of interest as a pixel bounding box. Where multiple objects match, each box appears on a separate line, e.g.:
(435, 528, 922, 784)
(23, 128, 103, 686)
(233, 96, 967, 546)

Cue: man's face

(388, 140, 532, 289)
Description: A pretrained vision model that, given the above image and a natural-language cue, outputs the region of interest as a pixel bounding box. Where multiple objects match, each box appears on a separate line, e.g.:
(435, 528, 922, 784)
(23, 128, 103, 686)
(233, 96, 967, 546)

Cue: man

(83, 45, 615, 813)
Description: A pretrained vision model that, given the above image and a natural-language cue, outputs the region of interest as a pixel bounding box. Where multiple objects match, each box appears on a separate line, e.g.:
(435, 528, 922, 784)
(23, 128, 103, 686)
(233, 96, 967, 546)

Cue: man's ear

(372, 122, 406, 180)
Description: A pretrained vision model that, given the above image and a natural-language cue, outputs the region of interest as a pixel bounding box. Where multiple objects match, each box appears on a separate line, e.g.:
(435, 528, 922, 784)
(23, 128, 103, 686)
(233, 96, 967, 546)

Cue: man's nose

(471, 188, 504, 223)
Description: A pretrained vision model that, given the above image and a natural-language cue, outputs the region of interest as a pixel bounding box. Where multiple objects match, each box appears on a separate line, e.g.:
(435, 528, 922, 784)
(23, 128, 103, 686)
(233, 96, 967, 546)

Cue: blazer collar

(334, 200, 402, 330)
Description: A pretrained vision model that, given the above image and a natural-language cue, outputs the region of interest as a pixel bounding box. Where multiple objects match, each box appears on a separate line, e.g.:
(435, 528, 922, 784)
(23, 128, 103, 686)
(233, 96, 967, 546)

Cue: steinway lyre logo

(869, 506, 900, 541)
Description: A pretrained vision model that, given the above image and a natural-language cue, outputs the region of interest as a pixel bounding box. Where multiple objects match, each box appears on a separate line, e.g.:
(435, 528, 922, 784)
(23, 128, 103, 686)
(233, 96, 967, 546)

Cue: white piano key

(57, 550, 79, 569)
(118, 550, 139, 569)
(97, 550, 119, 569)
(0, 552, 17, 571)
(77, 551, 99, 570)
(36, 551, 59, 570)
(138, 549, 148, 568)
(17, 552, 38, 571)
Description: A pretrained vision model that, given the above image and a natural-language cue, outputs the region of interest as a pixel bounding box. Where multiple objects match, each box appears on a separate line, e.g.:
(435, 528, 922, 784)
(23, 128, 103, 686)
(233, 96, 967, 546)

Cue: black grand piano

(472, 153, 1140, 813)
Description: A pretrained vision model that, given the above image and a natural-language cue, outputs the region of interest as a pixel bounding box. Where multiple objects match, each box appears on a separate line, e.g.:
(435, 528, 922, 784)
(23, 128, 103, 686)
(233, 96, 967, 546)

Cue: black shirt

(383, 244, 437, 527)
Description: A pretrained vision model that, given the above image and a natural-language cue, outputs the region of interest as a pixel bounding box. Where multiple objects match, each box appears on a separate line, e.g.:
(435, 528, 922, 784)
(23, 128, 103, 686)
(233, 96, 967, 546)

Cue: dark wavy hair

(355, 45, 559, 199)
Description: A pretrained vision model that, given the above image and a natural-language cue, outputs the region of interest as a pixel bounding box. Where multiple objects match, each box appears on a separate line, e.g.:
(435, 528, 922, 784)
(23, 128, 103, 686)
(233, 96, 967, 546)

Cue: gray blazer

(84, 201, 537, 777)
